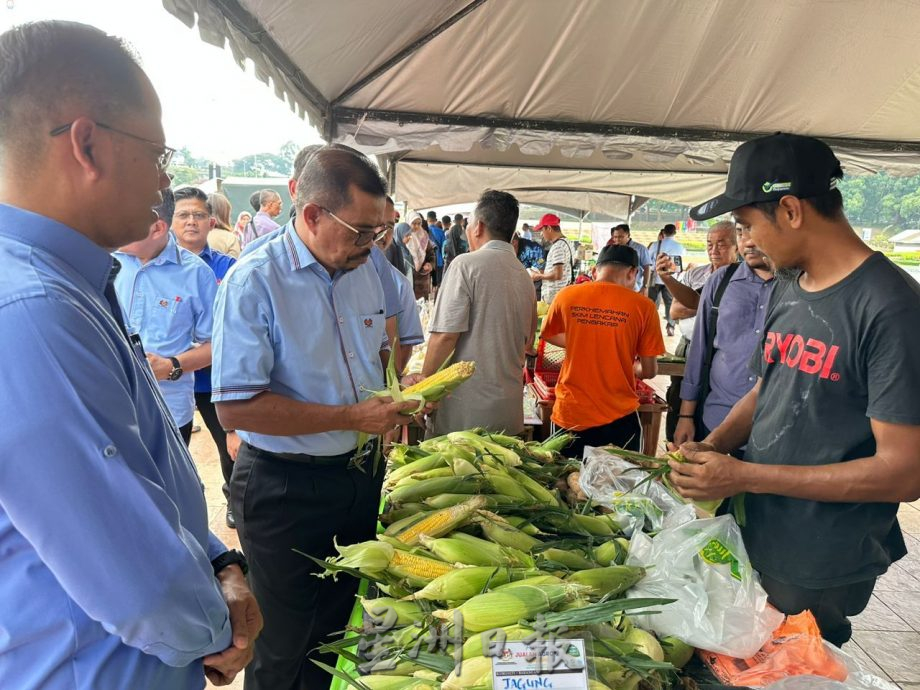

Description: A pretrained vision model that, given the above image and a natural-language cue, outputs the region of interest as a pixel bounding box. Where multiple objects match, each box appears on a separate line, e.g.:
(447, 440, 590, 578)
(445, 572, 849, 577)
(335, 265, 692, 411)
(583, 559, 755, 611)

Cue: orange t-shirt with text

(541, 281, 664, 430)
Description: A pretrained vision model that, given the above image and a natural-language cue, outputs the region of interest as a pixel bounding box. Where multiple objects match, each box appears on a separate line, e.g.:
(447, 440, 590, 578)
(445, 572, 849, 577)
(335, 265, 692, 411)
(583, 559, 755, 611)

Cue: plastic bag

(626, 515, 784, 658)
(579, 447, 697, 536)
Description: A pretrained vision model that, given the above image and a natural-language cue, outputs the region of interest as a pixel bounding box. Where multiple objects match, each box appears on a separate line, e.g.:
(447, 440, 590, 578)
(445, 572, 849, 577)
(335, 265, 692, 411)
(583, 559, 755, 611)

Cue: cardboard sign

(491, 639, 589, 690)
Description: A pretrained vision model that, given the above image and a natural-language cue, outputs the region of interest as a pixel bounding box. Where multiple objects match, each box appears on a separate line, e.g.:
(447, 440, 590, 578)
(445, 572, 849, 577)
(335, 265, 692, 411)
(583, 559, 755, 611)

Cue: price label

(491, 638, 589, 689)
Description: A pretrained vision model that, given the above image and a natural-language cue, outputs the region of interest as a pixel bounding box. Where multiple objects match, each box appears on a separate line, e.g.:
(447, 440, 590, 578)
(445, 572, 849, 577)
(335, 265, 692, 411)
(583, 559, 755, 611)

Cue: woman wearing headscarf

(407, 212, 436, 300)
(393, 222, 414, 279)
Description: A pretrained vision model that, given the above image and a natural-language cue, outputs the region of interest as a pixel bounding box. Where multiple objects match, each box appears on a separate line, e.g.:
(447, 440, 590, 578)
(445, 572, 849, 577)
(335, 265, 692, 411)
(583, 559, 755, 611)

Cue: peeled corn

(388, 547, 455, 584)
(393, 495, 487, 546)
(401, 361, 476, 401)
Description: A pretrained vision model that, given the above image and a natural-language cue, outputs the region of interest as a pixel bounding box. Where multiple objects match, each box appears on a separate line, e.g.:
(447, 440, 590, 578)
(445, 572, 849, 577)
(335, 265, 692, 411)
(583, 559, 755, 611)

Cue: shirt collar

(732, 259, 774, 283)
(0, 203, 114, 294)
(198, 243, 214, 262)
(150, 232, 182, 266)
(282, 221, 319, 272)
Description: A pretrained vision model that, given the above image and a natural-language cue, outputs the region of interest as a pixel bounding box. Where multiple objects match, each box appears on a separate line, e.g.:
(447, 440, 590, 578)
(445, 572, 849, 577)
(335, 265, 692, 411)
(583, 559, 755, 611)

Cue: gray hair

(259, 189, 280, 207)
(709, 220, 737, 244)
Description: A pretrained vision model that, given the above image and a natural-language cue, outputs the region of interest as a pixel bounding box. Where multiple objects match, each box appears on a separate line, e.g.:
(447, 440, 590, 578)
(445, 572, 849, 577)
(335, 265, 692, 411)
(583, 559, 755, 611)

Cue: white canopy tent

(163, 0, 920, 208)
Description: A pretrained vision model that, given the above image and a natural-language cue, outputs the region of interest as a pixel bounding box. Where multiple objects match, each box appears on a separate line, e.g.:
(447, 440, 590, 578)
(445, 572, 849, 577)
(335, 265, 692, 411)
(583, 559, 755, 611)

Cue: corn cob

(507, 466, 563, 506)
(383, 511, 434, 538)
(661, 635, 695, 669)
(442, 655, 492, 690)
(461, 624, 534, 659)
(476, 512, 541, 552)
(380, 504, 428, 525)
(355, 676, 440, 690)
(393, 495, 487, 546)
(434, 584, 571, 632)
(419, 534, 533, 569)
(482, 469, 536, 503)
(405, 565, 511, 602)
(384, 453, 448, 489)
(447, 430, 522, 467)
(401, 361, 476, 402)
(504, 515, 542, 536)
(540, 547, 596, 571)
(387, 547, 455, 584)
(360, 596, 425, 626)
(593, 540, 625, 567)
(565, 565, 646, 597)
(623, 627, 665, 662)
(589, 657, 630, 687)
(451, 532, 535, 568)
(494, 574, 564, 589)
(388, 476, 483, 504)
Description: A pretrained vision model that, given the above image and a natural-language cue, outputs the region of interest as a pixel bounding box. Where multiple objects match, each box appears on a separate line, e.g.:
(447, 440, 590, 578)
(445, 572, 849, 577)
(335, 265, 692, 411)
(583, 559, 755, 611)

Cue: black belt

(242, 441, 358, 467)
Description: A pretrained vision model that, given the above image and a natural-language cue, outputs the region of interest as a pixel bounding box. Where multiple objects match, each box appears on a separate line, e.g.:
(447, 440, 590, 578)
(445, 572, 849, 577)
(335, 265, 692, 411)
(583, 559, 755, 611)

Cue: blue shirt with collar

(113, 234, 217, 426)
(242, 221, 401, 319)
(0, 205, 231, 690)
(212, 226, 388, 455)
(628, 238, 653, 291)
(192, 245, 236, 395)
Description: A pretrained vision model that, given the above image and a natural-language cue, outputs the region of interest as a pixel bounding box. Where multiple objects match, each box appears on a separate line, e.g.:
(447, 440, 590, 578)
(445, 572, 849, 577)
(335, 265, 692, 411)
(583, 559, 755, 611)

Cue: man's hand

(203, 565, 262, 685)
(146, 353, 173, 380)
(226, 431, 241, 461)
(668, 445, 748, 501)
(673, 417, 696, 446)
(656, 253, 677, 276)
(349, 397, 420, 435)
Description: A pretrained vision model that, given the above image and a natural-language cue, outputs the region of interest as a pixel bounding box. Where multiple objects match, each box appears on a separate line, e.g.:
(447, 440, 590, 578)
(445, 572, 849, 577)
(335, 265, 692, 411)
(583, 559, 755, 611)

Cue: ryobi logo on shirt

(763, 332, 841, 381)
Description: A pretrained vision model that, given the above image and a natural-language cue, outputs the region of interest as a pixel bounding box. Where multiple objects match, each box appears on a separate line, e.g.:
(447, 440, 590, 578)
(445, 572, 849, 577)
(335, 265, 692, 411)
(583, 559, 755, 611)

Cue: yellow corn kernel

(388, 548, 454, 582)
(402, 361, 476, 399)
(395, 495, 487, 546)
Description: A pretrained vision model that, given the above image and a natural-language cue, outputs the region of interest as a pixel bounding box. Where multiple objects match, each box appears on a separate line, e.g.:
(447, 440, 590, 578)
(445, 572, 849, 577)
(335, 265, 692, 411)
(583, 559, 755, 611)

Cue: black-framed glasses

(320, 207, 387, 246)
(49, 121, 175, 171)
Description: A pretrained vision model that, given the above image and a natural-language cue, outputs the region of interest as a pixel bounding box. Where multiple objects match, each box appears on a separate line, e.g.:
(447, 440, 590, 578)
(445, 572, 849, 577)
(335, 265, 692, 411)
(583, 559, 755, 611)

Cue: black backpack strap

(694, 262, 740, 429)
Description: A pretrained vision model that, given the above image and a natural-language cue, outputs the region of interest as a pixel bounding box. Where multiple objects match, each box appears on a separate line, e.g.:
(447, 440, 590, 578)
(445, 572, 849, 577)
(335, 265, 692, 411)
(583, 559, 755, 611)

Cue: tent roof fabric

(163, 0, 920, 206)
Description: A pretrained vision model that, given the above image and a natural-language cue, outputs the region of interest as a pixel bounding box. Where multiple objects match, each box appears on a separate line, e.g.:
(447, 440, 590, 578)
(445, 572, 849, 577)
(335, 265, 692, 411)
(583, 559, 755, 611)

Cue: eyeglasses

(49, 121, 175, 171)
(320, 207, 387, 246)
(174, 211, 210, 221)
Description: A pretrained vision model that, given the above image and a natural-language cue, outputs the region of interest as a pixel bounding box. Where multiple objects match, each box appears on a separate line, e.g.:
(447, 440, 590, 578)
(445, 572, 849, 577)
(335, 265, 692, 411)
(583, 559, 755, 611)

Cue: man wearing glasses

(211, 144, 422, 689)
(0, 20, 259, 689)
(113, 187, 219, 445)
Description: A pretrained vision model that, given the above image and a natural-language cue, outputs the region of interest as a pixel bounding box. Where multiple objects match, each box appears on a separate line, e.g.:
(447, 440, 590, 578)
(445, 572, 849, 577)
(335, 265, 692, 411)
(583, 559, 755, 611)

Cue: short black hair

(441, 215, 451, 225)
(249, 191, 260, 212)
(426, 210, 438, 220)
(0, 21, 146, 164)
(292, 143, 323, 182)
(294, 144, 387, 212)
(454, 213, 464, 222)
(154, 187, 175, 226)
(750, 188, 845, 222)
(662, 224, 677, 236)
(611, 223, 631, 235)
(174, 186, 211, 214)
(474, 189, 519, 242)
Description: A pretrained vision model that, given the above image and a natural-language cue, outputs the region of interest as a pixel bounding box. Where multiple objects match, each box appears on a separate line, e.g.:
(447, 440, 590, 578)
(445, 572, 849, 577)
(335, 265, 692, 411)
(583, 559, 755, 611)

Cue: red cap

(534, 213, 561, 231)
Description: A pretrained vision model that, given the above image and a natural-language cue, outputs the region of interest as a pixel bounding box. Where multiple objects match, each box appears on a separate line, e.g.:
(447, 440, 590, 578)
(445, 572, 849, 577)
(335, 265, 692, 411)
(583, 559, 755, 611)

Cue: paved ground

(193, 321, 920, 689)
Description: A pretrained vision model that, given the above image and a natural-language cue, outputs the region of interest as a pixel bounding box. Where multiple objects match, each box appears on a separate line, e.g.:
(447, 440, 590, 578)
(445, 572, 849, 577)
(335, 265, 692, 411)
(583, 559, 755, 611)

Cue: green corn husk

(360, 597, 425, 626)
(507, 466, 563, 506)
(419, 533, 534, 568)
(384, 511, 434, 538)
(385, 453, 448, 488)
(441, 655, 492, 690)
(623, 627, 665, 662)
(504, 516, 542, 536)
(540, 431, 576, 453)
(565, 566, 646, 598)
(405, 566, 511, 602)
(423, 493, 516, 510)
(434, 584, 571, 633)
(355, 676, 440, 690)
(593, 540, 625, 567)
(661, 635, 695, 669)
(540, 547, 597, 571)
(461, 624, 534, 659)
(388, 476, 483, 504)
(481, 431, 528, 450)
(446, 430, 523, 467)
(450, 532, 535, 568)
(482, 471, 537, 504)
(589, 657, 630, 687)
(476, 511, 542, 552)
(494, 575, 564, 589)
(380, 504, 428, 525)
(393, 495, 488, 546)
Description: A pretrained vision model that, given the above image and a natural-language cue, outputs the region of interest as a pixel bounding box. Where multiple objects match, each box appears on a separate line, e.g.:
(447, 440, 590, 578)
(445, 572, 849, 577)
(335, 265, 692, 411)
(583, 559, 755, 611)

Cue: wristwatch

(167, 356, 183, 381)
(212, 549, 248, 576)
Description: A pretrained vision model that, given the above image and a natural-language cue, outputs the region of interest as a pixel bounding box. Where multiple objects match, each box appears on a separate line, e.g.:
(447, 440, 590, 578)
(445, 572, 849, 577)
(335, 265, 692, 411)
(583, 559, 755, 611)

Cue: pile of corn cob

(314, 429, 695, 690)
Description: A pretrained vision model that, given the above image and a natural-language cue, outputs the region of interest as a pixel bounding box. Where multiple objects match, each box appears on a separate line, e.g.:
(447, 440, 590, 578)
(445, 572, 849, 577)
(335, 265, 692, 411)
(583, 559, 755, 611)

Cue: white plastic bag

(626, 515, 784, 658)
(579, 447, 696, 536)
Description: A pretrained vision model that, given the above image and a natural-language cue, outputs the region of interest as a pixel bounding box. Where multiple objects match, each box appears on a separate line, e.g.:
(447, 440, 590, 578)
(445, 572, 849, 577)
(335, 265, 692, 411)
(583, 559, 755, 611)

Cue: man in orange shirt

(542, 244, 665, 458)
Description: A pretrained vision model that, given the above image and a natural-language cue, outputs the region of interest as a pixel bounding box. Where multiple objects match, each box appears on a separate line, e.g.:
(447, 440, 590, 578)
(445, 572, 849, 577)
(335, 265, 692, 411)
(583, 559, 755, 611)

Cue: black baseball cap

(689, 133, 843, 220)
(596, 244, 638, 268)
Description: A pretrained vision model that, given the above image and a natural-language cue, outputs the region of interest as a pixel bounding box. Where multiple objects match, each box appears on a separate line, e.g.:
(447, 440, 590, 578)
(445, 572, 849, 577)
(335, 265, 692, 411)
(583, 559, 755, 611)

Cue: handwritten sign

(491, 639, 589, 690)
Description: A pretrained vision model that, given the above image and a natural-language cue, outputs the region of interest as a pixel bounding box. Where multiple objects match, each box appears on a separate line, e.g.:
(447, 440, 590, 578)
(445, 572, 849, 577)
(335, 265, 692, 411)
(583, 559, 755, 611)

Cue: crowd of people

(2, 19, 920, 690)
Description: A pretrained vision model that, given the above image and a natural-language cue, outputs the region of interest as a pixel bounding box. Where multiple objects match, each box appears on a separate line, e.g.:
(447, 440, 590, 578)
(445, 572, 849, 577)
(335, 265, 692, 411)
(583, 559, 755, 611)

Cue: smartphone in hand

(671, 255, 683, 272)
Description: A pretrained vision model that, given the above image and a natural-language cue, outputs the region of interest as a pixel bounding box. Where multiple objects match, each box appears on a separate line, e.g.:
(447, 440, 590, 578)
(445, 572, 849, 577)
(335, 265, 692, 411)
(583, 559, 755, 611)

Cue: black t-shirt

(744, 252, 920, 588)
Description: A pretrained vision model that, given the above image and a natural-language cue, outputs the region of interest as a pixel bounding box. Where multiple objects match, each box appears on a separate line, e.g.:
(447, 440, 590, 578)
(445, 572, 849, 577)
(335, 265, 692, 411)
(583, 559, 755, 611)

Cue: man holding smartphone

(648, 224, 686, 336)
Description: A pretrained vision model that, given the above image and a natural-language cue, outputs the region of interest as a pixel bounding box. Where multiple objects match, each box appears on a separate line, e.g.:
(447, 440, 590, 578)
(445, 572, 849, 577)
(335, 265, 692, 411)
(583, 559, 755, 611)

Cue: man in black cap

(669, 133, 920, 647)
(542, 244, 665, 458)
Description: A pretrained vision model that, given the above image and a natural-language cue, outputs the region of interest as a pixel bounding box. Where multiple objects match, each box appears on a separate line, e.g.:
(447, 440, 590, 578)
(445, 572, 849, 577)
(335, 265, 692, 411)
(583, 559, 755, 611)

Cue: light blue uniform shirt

(628, 238, 653, 291)
(391, 263, 424, 346)
(242, 221, 401, 319)
(113, 234, 217, 426)
(0, 205, 231, 690)
(212, 226, 387, 455)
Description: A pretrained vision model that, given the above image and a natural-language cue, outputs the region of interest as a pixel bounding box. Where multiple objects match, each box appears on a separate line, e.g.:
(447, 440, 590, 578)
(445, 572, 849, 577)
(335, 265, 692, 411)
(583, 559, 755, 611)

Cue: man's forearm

(660, 274, 701, 310)
(422, 332, 461, 377)
(670, 302, 697, 320)
(177, 342, 212, 373)
(216, 393, 354, 436)
(641, 266, 651, 289)
(704, 384, 759, 453)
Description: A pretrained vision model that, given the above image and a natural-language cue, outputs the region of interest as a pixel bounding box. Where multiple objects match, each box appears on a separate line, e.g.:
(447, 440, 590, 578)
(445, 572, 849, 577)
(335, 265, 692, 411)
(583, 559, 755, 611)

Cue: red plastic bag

(700, 611, 849, 687)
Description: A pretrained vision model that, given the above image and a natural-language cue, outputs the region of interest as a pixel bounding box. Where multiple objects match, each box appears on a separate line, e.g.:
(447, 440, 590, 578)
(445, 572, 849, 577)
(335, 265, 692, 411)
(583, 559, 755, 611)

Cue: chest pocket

(356, 312, 385, 355)
(149, 295, 193, 342)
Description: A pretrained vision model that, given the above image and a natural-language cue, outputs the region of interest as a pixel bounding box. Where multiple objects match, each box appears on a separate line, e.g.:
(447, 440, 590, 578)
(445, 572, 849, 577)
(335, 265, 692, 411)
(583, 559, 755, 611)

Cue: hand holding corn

(668, 446, 749, 501)
(348, 396, 420, 435)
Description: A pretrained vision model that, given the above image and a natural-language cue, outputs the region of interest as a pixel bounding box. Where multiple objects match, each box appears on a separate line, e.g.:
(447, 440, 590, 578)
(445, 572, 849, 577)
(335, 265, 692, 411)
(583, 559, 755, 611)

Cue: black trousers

(231, 443, 384, 690)
(562, 411, 642, 459)
(648, 284, 675, 327)
(759, 574, 876, 647)
(195, 392, 232, 500)
(178, 420, 192, 445)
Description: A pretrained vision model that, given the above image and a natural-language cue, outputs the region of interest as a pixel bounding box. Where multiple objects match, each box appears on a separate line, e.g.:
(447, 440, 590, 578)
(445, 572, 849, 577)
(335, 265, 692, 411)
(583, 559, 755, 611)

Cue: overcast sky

(1, 0, 324, 162)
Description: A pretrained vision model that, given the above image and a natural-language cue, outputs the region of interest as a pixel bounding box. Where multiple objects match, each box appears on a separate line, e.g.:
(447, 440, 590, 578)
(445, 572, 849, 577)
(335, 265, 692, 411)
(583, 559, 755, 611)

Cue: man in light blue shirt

(0, 20, 259, 689)
(647, 223, 687, 335)
(114, 188, 218, 443)
(610, 223, 653, 295)
(212, 144, 418, 689)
